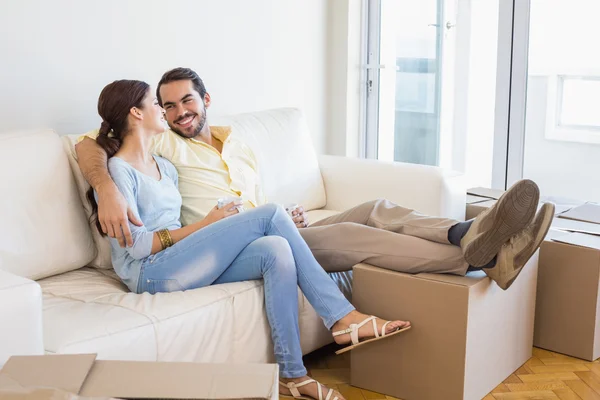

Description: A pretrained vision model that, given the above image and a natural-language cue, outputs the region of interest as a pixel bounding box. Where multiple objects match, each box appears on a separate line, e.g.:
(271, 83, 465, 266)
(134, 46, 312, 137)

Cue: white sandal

(279, 379, 340, 400)
(332, 315, 411, 355)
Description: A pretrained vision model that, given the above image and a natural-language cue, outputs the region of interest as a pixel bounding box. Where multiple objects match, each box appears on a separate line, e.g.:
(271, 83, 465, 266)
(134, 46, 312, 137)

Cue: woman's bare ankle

(332, 310, 360, 330)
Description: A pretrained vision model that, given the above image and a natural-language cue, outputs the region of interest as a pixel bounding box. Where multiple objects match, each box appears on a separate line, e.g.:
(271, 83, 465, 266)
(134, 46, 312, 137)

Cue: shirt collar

(209, 126, 232, 143)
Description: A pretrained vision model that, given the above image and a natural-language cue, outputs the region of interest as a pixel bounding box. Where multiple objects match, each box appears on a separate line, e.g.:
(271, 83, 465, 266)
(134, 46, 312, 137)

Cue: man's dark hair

(156, 67, 207, 106)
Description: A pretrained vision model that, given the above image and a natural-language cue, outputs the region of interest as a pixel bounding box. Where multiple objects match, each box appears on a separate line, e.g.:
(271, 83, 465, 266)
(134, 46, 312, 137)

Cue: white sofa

(0, 108, 466, 367)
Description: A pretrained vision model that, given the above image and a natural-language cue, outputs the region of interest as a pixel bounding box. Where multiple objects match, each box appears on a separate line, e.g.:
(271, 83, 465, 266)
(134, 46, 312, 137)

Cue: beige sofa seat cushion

(306, 209, 340, 225)
(0, 130, 96, 279)
(40, 268, 353, 362)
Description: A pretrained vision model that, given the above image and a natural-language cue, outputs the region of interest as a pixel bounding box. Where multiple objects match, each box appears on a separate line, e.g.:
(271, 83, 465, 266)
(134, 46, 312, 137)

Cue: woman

(87, 80, 411, 400)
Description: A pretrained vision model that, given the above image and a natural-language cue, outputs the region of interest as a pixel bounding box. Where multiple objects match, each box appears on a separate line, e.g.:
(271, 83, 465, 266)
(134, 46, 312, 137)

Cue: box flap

(552, 232, 600, 251)
(473, 199, 497, 208)
(552, 217, 600, 236)
(80, 360, 278, 399)
(559, 203, 600, 225)
(1, 354, 97, 394)
(467, 187, 505, 200)
(466, 194, 490, 205)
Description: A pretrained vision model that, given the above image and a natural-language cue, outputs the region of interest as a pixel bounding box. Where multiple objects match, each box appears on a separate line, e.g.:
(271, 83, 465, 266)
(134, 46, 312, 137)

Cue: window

(364, 0, 503, 189)
(363, 0, 600, 203)
(521, 0, 600, 202)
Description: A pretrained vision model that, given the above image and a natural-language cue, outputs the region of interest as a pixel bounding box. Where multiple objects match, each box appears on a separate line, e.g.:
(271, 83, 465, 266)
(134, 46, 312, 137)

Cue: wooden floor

(290, 344, 600, 400)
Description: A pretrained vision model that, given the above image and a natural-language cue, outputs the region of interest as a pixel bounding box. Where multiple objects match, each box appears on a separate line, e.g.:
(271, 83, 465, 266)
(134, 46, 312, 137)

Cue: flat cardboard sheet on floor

(0, 354, 279, 400)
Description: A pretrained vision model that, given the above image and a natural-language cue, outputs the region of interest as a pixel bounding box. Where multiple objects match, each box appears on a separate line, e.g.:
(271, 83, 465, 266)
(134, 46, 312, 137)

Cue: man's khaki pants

(299, 199, 469, 275)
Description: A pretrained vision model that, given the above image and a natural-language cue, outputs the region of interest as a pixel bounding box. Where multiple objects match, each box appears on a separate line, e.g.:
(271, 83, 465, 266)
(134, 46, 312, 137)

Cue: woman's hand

(201, 202, 240, 227)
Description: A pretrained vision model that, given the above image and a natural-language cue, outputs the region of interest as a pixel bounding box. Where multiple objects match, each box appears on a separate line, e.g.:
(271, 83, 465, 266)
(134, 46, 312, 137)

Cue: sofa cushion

(0, 130, 96, 280)
(62, 135, 113, 270)
(39, 268, 352, 362)
(306, 209, 340, 225)
(213, 108, 327, 211)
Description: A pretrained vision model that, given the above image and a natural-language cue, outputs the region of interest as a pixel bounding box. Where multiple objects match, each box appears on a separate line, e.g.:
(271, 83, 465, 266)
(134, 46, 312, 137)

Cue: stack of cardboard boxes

(468, 190, 600, 361)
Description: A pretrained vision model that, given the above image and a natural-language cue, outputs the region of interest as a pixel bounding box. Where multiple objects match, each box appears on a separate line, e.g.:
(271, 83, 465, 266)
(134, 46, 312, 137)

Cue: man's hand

(97, 184, 143, 247)
(292, 206, 309, 229)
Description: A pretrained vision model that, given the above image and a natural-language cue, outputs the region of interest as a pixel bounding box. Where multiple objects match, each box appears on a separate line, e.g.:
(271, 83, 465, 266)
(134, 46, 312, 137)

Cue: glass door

(364, 0, 504, 190)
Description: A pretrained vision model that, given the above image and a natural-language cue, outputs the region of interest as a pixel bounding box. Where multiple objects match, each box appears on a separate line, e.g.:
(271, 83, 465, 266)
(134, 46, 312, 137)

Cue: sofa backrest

(61, 108, 327, 270)
(212, 108, 326, 210)
(0, 130, 96, 280)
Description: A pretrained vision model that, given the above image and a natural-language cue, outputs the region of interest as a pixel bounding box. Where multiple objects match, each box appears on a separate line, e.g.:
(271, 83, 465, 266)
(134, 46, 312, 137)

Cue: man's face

(160, 80, 209, 139)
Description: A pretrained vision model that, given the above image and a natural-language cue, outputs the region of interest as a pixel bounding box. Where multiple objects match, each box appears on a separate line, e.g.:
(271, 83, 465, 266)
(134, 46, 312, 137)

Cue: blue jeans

(137, 203, 355, 378)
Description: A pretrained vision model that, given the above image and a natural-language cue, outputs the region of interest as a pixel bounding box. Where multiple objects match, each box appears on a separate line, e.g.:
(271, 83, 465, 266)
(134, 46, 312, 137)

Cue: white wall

(0, 0, 328, 153)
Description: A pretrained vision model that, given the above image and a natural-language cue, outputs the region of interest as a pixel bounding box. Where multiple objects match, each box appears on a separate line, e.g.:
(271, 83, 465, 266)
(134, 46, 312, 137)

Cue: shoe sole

(463, 180, 539, 267)
(502, 203, 555, 290)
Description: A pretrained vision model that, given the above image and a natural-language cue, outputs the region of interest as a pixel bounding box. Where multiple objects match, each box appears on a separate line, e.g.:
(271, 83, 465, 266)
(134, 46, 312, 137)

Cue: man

(76, 67, 554, 291)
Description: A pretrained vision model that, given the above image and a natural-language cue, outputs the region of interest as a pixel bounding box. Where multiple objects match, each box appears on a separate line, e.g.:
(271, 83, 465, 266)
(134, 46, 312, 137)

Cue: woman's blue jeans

(137, 204, 355, 378)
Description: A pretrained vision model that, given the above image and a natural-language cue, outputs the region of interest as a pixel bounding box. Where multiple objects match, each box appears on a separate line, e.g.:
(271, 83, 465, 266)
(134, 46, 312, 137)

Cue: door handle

(363, 64, 386, 69)
(429, 22, 456, 30)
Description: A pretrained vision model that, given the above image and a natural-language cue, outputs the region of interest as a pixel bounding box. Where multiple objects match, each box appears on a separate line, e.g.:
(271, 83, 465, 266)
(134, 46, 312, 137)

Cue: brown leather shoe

(485, 202, 555, 290)
(461, 179, 540, 267)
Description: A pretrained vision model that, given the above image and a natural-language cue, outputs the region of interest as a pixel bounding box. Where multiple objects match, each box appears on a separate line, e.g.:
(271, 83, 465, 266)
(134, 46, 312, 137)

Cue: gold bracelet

(157, 229, 173, 250)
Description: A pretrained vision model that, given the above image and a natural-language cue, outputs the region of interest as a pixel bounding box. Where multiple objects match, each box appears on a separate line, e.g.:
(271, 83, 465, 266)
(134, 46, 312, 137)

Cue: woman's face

(140, 89, 166, 135)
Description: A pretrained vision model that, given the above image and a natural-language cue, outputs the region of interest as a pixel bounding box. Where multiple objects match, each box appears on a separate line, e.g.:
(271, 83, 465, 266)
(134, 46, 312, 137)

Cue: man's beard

(170, 111, 207, 139)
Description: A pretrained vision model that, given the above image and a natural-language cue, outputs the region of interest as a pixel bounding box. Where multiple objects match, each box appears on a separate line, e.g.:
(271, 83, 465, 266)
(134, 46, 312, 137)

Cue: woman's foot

(280, 377, 345, 400)
(331, 310, 410, 346)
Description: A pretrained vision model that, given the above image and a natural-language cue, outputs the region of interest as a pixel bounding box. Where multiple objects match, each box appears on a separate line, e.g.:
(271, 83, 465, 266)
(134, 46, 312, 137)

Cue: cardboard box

(534, 222, 600, 361)
(351, 260, 538, 400)
(465, 188, 502, 221)
(466, 199, 496, 220)
(0, 354, 279, 400)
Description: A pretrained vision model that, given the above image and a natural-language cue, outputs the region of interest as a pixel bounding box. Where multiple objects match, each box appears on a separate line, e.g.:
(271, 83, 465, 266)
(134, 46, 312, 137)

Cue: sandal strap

(332, 316, 379, 345)
(372, 317, 379, 339)
(353, 316, 377, 345)
(279, 379, 317, 398)
(332, 327, 352, 337)
(316, 382, 323, 400)
(325, 388, 333, 400)
(381, 320, 392, 337)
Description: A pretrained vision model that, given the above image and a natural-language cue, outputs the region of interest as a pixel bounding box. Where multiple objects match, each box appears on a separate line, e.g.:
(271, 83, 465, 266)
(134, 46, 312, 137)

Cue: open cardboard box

(0, 354, 279, 400)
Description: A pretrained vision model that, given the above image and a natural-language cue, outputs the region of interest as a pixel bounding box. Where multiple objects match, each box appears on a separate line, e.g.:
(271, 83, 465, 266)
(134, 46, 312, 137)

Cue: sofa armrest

(0, 269, 44, 367)
(318, 155, 466, 220)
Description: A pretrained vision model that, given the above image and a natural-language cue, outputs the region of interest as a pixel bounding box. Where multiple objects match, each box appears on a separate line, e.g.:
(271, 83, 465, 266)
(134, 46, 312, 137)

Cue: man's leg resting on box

(301, 179, 554, 290)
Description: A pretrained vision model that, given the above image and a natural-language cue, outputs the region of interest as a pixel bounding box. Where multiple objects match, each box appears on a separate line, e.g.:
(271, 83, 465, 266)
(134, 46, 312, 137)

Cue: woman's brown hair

(86, 80, 150, 235)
